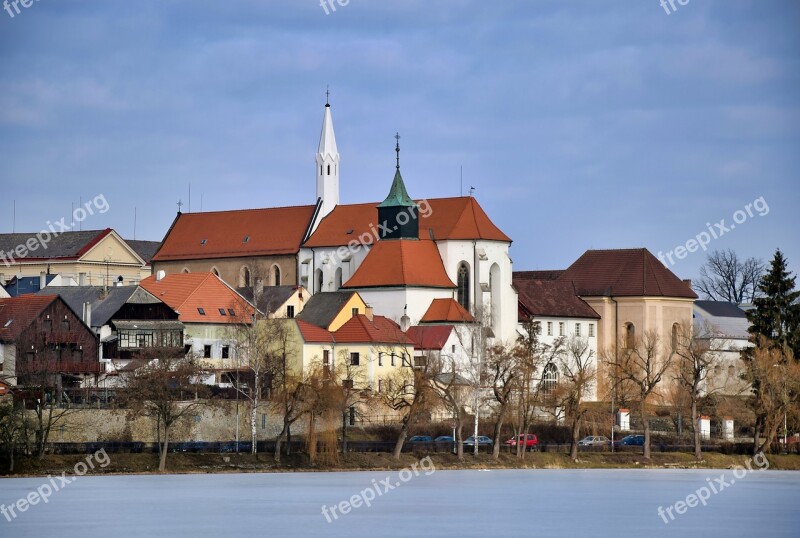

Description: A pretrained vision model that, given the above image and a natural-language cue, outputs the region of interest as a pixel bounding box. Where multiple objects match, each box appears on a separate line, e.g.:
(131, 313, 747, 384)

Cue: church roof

(342, 239, 456, 289)
(151, 205, 317, 262)
(419, 298, 475, 323)
(377, 169, 417, 208)
(558, 249, 697, 299)
(513, 276, 600, 320)
(406, 325, 454, 350)
(304, 196, 510, 247)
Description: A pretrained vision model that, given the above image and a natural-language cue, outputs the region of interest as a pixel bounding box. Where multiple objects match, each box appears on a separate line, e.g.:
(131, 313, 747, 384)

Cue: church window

(457, 262, 470, 311)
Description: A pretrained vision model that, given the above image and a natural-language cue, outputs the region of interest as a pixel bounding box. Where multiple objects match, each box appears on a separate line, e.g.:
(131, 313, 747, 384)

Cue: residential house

(693, 300, 751, 396)
(0, 295, 100, 401)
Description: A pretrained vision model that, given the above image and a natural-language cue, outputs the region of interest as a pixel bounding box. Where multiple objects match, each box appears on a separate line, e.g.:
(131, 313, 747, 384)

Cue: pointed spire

(378, 132, 417, 208)
(318, 91, 338, 158)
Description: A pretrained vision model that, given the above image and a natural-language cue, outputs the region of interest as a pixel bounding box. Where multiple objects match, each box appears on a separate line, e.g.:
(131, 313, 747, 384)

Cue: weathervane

(395, 132, 401, 169)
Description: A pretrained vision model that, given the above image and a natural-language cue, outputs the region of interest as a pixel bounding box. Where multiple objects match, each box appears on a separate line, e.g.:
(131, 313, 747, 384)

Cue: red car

(504, 434, 538, 449)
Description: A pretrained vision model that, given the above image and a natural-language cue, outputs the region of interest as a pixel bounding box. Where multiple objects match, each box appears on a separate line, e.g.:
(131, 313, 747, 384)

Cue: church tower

(316, 93, 339, 220)
(377, 133, 419, 240)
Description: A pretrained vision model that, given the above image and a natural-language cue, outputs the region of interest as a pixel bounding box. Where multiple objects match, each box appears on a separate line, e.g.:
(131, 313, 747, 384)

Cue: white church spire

(316, 89, 339, 219)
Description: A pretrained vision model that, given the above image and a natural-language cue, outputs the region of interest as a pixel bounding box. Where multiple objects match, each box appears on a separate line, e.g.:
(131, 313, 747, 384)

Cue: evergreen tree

(747, 249, 800, 358)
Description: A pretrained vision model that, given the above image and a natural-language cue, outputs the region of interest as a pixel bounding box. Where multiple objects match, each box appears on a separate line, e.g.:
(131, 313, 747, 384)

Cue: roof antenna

(188, 183, 191, 213)
(460, 165, 463, 197)
(134, 207, 137, 240)
(395, 132, 401, 170)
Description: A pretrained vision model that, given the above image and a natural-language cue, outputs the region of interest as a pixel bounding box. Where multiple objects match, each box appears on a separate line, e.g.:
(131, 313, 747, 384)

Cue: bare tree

(511, 319, 562, 459)
(695, 249, 764, 303)
(381, 352, 434, 460)
(672, 322, 723, 460)
(328, 348, 372, 456)
(430, 356, 473, 461)
(551, 336, 596, 461)
(485, 343, 518, 459)
(606, 331, 673, 459)
(269, 321, 306, 463)
(742, 337, 800, 454)
(122, 346, 211, 472)
(0, 397, 29, 472)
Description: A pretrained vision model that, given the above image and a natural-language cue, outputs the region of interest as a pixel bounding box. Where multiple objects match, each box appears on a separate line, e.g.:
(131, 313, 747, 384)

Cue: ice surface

(1, 468, 798, 537)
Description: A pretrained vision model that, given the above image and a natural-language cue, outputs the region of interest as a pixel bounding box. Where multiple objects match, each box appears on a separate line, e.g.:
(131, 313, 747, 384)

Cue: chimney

(39, 271, 47, 290)
(365, 305, 374, 322)
(156, 270, 166, 281)
(82, 302, 92, 327)
(683, 279, 692, 289)
(78, 272, 86, 286)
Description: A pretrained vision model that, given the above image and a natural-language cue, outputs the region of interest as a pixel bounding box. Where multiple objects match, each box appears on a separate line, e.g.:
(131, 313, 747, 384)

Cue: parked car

(613, 434, 645, 447)
(578, 436, 610, 447)
(408, 435, 433, 443)
(504, 434, 538, 449)
(434, 436, 455, 443)
(463, 436, 494, 447)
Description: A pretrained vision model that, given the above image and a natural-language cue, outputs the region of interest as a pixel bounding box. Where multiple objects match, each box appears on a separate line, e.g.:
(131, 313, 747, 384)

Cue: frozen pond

(1, 467, 798, 537)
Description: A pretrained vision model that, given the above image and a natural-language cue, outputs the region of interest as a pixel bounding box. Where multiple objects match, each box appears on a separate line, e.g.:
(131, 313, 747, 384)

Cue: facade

(0, 229, 157, 288)
(236, 285, 309, 319)
(693, 300, 751, 396)
(139, 272, 256, 384)
(0, 295, 101, 395)
(516, 249, 697, 402)
(513, 274, 601, 401)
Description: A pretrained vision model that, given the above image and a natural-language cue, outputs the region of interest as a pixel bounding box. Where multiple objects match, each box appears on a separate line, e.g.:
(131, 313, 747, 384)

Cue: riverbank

(4, 450, 800, 477)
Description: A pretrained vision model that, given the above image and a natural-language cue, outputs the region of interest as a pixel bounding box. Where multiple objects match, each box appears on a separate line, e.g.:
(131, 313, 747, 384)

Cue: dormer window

(243, 236, 250, 243)
(200, 239, 207, 245)
(198, 308, 206, 316)
(219, 308, 227, 316)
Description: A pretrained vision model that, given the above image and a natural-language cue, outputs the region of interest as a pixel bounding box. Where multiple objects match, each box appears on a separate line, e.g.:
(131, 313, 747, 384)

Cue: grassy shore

(4, 450, 800, 477)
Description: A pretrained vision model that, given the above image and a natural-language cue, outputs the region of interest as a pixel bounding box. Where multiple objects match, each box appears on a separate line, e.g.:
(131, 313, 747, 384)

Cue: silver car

(578, 435, 610, 446)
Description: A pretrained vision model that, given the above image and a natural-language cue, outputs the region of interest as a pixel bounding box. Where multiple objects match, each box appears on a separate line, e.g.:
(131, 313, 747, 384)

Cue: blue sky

(1, 0, 798, 281)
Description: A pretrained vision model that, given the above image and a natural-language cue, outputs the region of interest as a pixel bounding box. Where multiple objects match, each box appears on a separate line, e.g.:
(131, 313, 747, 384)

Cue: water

(0, 468, 798, 537)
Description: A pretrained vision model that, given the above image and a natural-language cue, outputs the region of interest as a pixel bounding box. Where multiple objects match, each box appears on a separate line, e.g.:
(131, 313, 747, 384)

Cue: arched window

(240, 266, 251, 288)
(727, 365, 735, 378)
(335, 267, 343, 290)
(327, 164, 331, 175)
(624, 323, 635, 349)
(541, 363, 558, 396)
(671, 323, 680, 351)
(457, 262, 470, 311)
(315, 268, 323, 294)
(273, 265, 281, 286)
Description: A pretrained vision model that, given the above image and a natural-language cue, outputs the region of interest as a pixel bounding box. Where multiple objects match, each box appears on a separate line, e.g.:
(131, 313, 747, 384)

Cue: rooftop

(343, 239, 455, 289)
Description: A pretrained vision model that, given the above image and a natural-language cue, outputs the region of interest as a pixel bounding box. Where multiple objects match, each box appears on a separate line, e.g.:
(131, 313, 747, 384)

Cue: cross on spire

(325, 85, 330, 107)
(395, 132, 401, 170)
(177, 199, 184, 213)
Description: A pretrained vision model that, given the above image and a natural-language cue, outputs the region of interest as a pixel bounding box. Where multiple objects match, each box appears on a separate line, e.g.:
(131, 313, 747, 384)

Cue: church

(151, 100, 519, 342)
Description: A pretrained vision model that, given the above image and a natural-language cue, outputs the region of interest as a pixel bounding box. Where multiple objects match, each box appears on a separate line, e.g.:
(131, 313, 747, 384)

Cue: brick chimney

(365, 305, 374, 322)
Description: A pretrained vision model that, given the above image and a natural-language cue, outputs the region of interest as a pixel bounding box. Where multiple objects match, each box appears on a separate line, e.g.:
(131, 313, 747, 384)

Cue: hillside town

(2, 100, 797, 474)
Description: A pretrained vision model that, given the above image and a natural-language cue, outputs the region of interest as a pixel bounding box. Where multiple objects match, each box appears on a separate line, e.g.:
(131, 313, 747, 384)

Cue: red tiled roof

(0, 295, 58, 341)
(342, 239, 456, 289)
(558, 249, 698, 299)
(139, 273, 254, 323)
(304, 196, 510, 247)
(151, 205, 317, 262)
(513, 270, 564, 281)
(295, 319, 335, 343)
(512, 277, 600, 320)
(406, 325, 453, 350)
(420, 298, 475, 323)
(333, 315, 414, 345)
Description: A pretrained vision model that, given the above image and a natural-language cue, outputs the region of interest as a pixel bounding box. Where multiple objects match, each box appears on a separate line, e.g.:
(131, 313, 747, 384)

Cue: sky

(1, 0, 798, 282)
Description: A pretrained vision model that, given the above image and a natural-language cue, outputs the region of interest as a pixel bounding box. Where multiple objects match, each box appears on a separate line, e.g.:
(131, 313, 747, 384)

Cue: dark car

(434, 436, 455, 443)
(463, 436, 494, 447)
(613, 434, 645, 447)
(408, 435, 433, 443)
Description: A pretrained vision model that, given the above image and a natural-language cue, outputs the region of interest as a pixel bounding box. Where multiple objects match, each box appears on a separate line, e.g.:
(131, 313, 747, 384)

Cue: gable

(80, 231, 145, 265)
